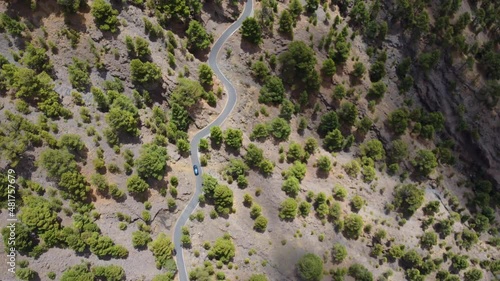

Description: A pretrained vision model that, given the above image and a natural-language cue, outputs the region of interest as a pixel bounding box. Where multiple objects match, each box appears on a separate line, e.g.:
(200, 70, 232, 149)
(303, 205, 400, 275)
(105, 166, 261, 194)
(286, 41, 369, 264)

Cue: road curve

(173, 1, 254, 280)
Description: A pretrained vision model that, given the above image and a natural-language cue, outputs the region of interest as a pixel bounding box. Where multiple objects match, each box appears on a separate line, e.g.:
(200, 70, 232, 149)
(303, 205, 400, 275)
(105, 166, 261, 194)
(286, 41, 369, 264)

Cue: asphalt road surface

(172, 0, 254, 279)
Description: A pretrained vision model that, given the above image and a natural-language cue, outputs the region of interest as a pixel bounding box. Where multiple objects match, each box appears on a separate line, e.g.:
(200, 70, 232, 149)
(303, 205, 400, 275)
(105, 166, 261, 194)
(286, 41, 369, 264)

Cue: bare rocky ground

(0, 0, 499, 280)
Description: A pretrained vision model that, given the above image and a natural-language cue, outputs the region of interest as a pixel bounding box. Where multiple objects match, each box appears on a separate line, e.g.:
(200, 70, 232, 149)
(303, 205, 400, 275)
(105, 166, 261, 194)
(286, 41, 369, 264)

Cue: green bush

(126, 175, 149, 194)
(343, 214, 364, 239)
(296, 253, 323, 281)
(186, 20, 212, 51)
(130, 59, 162, 85)
(348, 264, 373, 281)
(68, 58, 90, 91)
(331, 243, 347, 263)
(254, 215, 268, 232)
(412, 149, 438, 176)
(149, 233, 175, 269)
(279, 41, 320, 92)
(279, 198, 298, 220)
(242, 17, 262, 44)
(367, 81, 387, 99)
(269, 117, 291, 141)
(393, 184, 424, 216)
(92, 0, 119, 32)
(135, 143, 168, 180)
(259, 76, 285, 104)
(208, 234, 235, 264)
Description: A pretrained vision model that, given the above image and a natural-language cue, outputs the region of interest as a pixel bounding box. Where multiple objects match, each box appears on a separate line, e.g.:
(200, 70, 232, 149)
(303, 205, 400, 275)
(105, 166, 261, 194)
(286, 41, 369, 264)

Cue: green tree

(248, 274, 268, 281)
(388, 108, 410, 135)
(278, 10, 294, 35)
(418, 50, 440, 72)
(208, 234, 235, 263)
(198, 63, 213, 86)
(210, 126, 223, 145)
(280, 41, 319, 92)
(393, 184, 424, 216)
(132, 231, 151, 249)
(367, 81, 387, 99)
(289, 0, 303, 17)
(241, 17, 262, 44)
(402, 249, 422, 269)
(92, 265, 125, 281)
(352, 62, 366, 78)
(106, 106, 139, 136)
(287, 142, 305, 162)
(91, 87, 109, 111)
(16, 267, 36, 281)
(149, 233, 175, 269)
(91, 0, 119, 32)
(171, 78, 204, 109)
(39, 148, 77, 178)
(279, 198, 298, 219)
(61, 263, 94, 281)
(58, 134, 85, 153)
(420, 231, 437, 249)
(298, 201, 311, 217)
(214, 185, 233, 215)
(348, 264, 373, 281)
(1, 223, 34, 254)
(170, 103, 191, 131)
(186, 20, 212, 51)
(321, 58, 336, 76)
(135, 143, 168, 180)
(389, 139, 409, 163)
(369, 60, 386, 82)
(338, 101, 358, 126)
(331, 243, 347, 263)
(316, 156, 332, 172)
(296, 253, 323, 281)
(350, 195, 364, 212)
(323, 129, 344, 152)
(412, 150, 438, 176)
(130, 59, 162, 85)
(360, 139, 385, 161)
(244, 143, 264, 167)
(451, 255, 469, 271)
(279, 99, 295, 121)
(126, 175, 149, 194)
(306, 0, 319, 12)
(254, 215, 268, 232)
(259, 76, 285, 104)
(318, 111, 339, 134)
(282, 176, 300, 197)
(131, 37, 151, 60)
(57, 0, 81, 13)
(59, 171, 89, 201)
(22, 44, 53, 73)
(251, 60, 270, 81)
(19, 197, 59, 234)
(224, 128, 243, 149)
(68, 58, 90, 91)
(343, 214, 363, 239)
(286, 161, 307, 181)
(464, 268, 483, 281)
(269, 117, 291, 140)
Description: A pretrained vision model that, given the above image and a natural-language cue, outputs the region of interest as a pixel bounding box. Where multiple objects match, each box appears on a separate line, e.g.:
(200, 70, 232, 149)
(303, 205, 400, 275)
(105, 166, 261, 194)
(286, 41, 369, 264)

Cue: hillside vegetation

(0, 0, 499, 280)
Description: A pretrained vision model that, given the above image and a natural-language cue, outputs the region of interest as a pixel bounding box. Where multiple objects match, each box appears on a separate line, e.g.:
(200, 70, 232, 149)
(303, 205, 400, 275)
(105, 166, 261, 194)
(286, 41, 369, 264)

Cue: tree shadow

(315, 169, 329, 179)
(240, 40, 261, 55)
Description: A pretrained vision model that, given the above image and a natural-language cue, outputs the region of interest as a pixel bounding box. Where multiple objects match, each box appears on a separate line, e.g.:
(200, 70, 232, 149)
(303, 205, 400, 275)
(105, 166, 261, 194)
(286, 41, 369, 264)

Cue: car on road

(193, 165, 199, 176)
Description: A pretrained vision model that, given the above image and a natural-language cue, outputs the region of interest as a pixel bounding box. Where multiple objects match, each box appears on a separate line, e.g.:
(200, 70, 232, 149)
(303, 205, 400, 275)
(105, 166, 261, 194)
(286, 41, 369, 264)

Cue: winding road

(172, 0, 254, 280)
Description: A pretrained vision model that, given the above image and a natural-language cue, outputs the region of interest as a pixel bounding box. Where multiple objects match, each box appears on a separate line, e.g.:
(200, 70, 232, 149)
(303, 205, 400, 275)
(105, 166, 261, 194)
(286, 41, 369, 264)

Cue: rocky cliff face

(414, 56, 500, 185)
